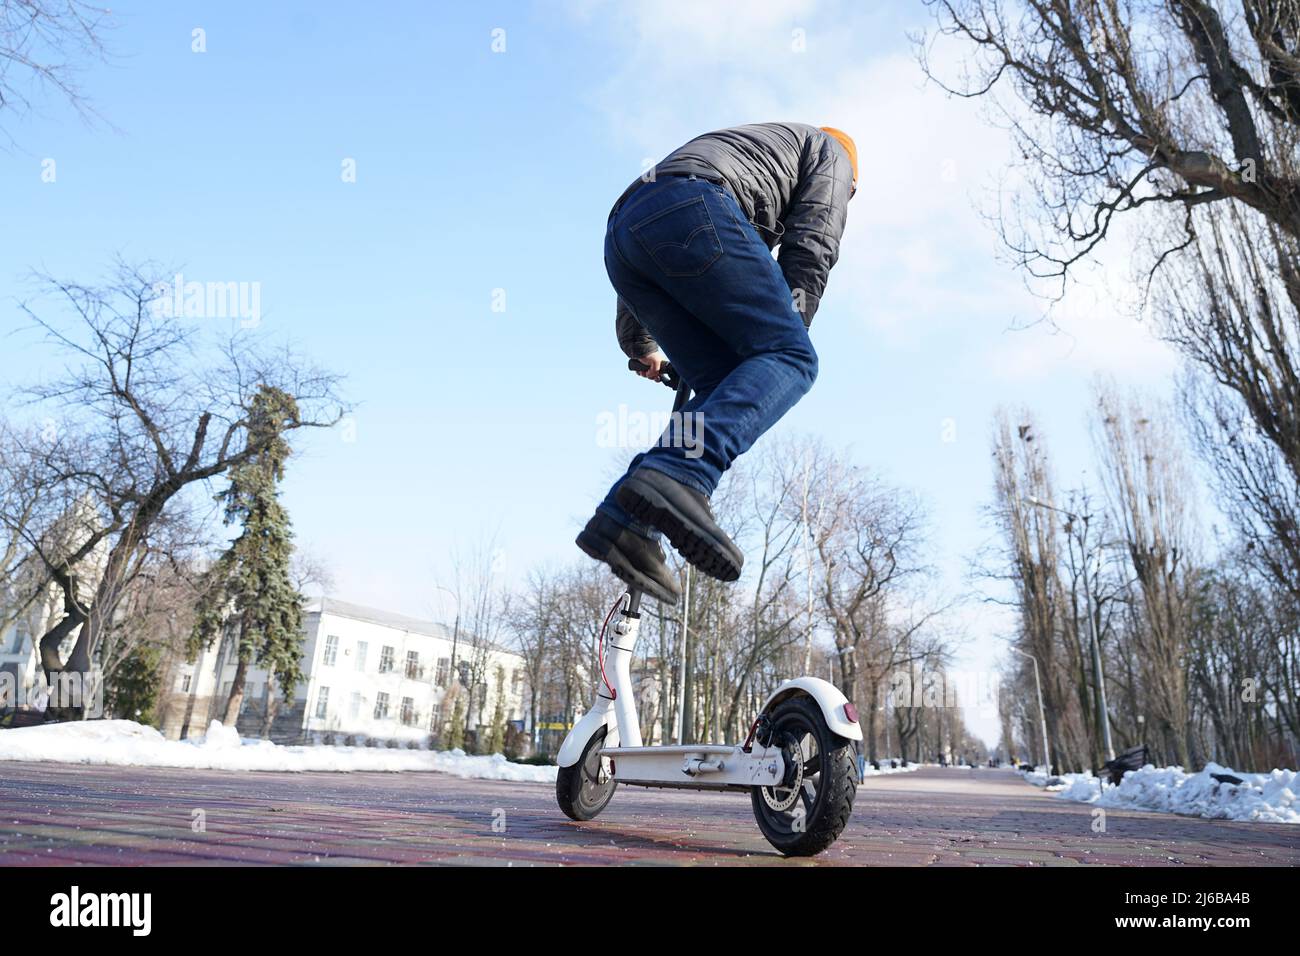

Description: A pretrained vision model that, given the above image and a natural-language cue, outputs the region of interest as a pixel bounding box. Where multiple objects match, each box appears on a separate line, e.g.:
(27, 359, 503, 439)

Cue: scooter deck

(599, 743, 785, 789)
(601, 744, 742, 756)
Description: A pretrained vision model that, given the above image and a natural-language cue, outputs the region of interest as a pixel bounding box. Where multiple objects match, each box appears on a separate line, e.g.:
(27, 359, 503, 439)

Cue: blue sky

(0, 1, 1187, 745)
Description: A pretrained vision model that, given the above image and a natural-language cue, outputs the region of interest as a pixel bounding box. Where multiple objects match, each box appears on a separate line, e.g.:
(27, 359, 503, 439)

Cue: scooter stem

(607, 592, 643, 748)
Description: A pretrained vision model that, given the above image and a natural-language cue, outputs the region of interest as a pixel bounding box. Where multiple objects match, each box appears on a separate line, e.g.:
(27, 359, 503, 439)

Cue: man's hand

(633, 349, 669, 382)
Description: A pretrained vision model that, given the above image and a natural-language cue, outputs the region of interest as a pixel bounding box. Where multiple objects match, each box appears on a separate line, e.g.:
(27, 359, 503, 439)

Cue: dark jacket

(613, 122, 854, 358)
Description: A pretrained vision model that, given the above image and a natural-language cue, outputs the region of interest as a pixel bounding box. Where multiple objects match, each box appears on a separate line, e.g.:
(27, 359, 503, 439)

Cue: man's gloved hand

(632, 349, 669, 382)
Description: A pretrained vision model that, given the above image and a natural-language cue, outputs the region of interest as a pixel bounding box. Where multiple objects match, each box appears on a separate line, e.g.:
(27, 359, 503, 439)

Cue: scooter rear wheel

(556, 726, 617, 821)
(751, 696, 857, 856)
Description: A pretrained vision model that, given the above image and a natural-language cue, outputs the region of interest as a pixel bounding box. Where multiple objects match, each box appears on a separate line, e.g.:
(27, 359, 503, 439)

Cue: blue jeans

(598, 175, 819, 537)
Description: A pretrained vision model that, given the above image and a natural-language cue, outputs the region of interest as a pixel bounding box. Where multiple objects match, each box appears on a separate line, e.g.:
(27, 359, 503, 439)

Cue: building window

(315, 687, 330, 719)
(511, 669, 522, 695)
(323, 634, 339, 667)
(435, 657, 450, 687)
(180, 674, 192, 693)
(457, 661, 471, 687)
(405, 650, 421, 680)
(374, 692, 390, 720)
(355, 640, 368, 672)
(379, 646, 394, 673)
(400, 696, 415, 725)
(350, 692, 363, 720)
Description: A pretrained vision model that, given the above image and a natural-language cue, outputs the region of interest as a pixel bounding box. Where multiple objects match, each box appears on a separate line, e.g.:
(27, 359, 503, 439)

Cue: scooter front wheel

(556, 725, 616, 821)
(751, 696, 857, 856)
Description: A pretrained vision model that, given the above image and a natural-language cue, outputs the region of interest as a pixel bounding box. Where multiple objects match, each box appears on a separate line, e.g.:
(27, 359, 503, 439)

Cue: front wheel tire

(751, 696, 857, 856)
(556, 725, 616, 821)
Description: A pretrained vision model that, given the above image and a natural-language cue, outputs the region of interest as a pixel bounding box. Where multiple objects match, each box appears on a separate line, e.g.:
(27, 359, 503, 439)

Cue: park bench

(1099, 745, 1149, 785)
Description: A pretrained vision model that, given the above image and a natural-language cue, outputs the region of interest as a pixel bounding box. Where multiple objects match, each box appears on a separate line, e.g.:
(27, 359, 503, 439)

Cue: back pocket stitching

(630, 197, 722, 277)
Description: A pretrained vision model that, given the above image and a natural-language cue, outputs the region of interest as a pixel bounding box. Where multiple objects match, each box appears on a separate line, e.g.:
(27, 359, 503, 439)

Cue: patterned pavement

(0, 763, 1294, 866)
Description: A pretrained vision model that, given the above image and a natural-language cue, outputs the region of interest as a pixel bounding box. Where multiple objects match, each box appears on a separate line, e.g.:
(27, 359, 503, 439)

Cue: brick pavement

(0, 763, 1294, 866)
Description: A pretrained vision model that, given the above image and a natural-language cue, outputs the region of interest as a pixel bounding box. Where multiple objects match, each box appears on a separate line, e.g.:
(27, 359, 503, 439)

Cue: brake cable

(596, 591, 629, 700)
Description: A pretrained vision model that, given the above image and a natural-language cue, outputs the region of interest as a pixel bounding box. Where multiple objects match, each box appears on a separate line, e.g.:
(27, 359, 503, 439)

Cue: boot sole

(616, 479, 742, 582)
(575, 531, 680, 606)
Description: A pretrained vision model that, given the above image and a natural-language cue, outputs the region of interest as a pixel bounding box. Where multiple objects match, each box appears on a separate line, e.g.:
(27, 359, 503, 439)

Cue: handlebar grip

(628, 357, 679, 389)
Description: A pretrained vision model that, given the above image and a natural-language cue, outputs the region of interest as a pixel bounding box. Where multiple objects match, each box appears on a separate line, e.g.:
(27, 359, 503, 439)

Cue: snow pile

(862, 759, 922, 777)
(1024, 761, 1298, 824)
(0, 719, 558, 781)
(1016, 765, 1056, 787)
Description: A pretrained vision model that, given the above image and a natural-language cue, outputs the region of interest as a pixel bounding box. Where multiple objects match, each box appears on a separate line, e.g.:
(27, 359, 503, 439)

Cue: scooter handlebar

(627, 357, 680, 389)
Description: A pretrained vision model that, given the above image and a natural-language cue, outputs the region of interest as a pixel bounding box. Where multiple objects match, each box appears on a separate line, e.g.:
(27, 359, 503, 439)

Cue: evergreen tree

(487, 665, 507, 755)
(106, 642, 162, 725)
(189, 386, 305, 727)
(447, 690, 466, 752)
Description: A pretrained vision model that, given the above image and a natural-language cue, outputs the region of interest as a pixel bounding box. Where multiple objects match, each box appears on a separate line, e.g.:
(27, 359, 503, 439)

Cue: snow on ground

(1018, 762, 1298, 824)
(862, 758, 922, 777)
(0, 719, 559, 781)
(1016, 765, 1063, 788)
(0, 720, 958, 785)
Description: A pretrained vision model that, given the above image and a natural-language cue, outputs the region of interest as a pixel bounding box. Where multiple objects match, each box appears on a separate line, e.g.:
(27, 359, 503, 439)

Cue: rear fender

(760, 677, 862, 741)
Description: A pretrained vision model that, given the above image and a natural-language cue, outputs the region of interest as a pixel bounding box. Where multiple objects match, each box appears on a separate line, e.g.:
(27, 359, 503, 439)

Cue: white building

(0, 610, 42, 711)
(161, 597, 527, 747)
(0, 589, 80, 715)
(1, 495, 106, 717)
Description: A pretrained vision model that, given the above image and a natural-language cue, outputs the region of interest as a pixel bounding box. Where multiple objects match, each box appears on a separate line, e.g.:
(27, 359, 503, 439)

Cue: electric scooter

(555, 361, 863, 857)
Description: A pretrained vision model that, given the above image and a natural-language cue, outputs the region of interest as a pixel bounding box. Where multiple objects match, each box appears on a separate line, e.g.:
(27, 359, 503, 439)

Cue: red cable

(596, 592, 626, 700)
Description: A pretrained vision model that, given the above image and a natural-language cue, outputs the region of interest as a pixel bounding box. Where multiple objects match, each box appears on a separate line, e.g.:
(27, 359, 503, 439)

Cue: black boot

(615, 468, 743, 582)
(576, 511, 681, 605)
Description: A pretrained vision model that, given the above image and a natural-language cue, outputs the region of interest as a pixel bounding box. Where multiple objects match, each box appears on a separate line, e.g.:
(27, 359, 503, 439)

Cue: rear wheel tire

(751, 696, 857, 857)
(556, 726, 616, 821)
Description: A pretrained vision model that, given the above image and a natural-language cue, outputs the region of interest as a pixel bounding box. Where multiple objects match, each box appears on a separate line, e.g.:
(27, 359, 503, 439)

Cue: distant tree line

(930, 0, 1300, 772)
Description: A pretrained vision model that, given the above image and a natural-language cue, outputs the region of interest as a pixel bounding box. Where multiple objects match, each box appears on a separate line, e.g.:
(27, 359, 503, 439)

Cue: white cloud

(983, 231, 1182, 384)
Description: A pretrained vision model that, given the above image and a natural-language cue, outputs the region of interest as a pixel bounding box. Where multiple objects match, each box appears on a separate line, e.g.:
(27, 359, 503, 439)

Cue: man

(577, 122, 858, 604)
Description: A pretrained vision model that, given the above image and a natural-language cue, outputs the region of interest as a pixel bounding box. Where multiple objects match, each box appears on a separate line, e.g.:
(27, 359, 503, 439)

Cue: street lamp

(1011, 646, 1051, 773)
(434, 584, 477, 747)
(676, 566, 691, 745)
(1025, 496, 1115, 761)
(432, 585, 461, 677)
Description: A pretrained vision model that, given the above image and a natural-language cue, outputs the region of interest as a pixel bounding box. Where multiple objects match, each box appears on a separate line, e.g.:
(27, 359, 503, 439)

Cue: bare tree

(4, 260, 345, 721)
(435, 531, 515, 745)
(0, 0, 114, 141)
(1094, 384, 1199, 765)
(514, 564, 562, 753)
(1187, 560, 1299, 767)
(290, 548, 335, 597)
(806, 454, 935, 757)
(1153, 149, 1300, 638)
(925, 0, 1300, 607)
(922, 0, 1300, 285)
(986, 410, 1099, 771)
(104, 542, 205, 721)
(712, 439, 806, 739)
(0, 421, 50, 636)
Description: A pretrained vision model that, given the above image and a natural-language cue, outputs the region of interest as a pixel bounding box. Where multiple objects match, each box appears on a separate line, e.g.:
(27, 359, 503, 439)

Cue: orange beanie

(820, 126, 858, 184)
